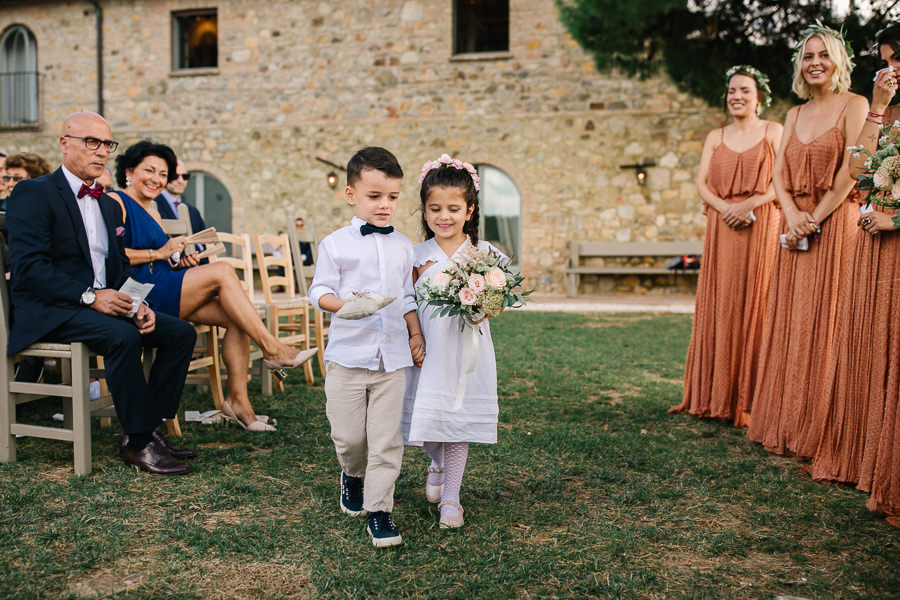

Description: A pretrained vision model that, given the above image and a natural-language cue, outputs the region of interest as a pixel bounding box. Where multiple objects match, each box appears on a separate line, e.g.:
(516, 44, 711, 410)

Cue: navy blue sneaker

(366, 511, 402, 548)
(340, 472, 366, 516)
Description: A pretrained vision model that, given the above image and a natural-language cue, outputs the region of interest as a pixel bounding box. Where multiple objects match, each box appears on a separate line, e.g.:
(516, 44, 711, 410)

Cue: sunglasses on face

(174, 173, 191, 181)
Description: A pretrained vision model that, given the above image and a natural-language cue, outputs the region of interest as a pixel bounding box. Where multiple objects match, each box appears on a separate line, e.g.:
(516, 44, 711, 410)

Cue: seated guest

(111, 140, 317, 432)
(0, 152, 7, 208)
(96, 166, 115, 193)
(6, 111, 198, 475)
(294, 217, 314, 266)
(158, 159, 206, 235)
(4, 152, 52, 194)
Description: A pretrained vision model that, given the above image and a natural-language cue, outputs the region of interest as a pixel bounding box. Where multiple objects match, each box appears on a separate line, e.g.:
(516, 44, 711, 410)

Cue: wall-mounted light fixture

(316, 156, 346, 189)
(619, 160, 656, 187)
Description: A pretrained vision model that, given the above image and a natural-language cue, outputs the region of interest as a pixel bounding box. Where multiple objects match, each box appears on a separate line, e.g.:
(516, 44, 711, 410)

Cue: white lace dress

(402, 238, 502, 445)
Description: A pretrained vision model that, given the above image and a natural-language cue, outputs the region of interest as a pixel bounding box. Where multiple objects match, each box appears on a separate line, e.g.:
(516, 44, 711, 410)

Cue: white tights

(424, 441, 469, 515)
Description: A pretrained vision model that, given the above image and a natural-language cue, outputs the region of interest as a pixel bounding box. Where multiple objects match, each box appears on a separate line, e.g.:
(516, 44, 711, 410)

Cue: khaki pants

(324, 361, 407, 513)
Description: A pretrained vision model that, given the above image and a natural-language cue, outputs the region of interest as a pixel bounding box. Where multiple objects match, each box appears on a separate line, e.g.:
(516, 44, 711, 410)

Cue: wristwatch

(80, 287, 96, 306)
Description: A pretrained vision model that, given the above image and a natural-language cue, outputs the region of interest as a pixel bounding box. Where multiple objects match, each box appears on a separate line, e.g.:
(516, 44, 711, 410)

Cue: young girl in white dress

(403, 155, 505, 529)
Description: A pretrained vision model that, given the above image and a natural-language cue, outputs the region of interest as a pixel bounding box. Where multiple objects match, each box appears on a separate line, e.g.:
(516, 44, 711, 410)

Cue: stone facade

(0, 0, 763, 293)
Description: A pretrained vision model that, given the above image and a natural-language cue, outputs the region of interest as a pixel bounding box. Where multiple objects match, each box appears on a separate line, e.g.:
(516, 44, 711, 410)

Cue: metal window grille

(0, 26, 39, 127)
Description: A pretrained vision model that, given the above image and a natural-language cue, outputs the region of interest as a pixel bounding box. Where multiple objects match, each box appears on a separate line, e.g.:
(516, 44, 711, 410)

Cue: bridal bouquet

(416, 244, 532, 325)
(850, 120, 900, 208)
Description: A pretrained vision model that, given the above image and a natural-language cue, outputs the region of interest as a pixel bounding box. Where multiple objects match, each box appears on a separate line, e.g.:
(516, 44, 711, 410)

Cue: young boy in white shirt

(309, 147, 425, 548)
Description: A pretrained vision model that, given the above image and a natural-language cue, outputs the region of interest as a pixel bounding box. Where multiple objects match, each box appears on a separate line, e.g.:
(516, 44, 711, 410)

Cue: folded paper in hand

(335, 291, 396, 320)
(119, 277, 154, 317)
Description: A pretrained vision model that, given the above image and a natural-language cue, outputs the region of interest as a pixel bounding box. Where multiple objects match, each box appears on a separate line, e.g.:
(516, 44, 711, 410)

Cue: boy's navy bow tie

(360, 223, 394, 236)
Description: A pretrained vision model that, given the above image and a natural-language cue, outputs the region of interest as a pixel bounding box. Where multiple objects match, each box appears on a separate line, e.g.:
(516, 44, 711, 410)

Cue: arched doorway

(477, 164, 521, 265)
(181, 170, 232, 233)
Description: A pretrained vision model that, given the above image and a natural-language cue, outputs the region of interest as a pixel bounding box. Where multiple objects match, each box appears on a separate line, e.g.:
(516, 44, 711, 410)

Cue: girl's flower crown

(418, 153, 481, 191)
(722, 65, 773, 114)
(794, 19, 855, 65)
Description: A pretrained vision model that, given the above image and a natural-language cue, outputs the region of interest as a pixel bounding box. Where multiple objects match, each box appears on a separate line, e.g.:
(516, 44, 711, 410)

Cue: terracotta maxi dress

(747, 102, 859, 458)
(811, 106, 900, 519)
(674, 128, 780, 424)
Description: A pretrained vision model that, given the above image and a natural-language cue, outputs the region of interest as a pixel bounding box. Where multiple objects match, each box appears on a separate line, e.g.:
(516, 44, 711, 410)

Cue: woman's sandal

(426, 466, 444, 504)
(438, 500, 464, 529)
(262, 347, 318, 381)
(221, 400, 276, 432)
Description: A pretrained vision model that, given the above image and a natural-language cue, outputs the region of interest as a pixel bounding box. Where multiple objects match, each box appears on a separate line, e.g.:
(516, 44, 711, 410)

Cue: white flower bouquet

(850, 120, 900, 207)
(416, 244, 532, 326)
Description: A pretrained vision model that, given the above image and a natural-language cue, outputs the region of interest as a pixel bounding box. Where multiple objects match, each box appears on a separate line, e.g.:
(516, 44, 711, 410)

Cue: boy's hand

(409, 333, 425, 367)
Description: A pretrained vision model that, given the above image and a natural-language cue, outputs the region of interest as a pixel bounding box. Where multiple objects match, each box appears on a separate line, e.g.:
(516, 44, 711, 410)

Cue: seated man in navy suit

(5, 111, 198, 475)
(158, 158, 206, 232)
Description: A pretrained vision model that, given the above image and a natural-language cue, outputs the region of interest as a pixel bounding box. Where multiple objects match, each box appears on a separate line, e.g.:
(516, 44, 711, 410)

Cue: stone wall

(0, 0, 754, 294)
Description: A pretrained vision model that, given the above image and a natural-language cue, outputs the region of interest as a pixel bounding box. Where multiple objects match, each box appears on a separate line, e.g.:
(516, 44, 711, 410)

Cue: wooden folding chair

(0, 276, 114, 475)
(252, 233, 315, 390)
(211, 231, 272, 396)
(157, 207, 225, 423)
(287, 218, 328, 374)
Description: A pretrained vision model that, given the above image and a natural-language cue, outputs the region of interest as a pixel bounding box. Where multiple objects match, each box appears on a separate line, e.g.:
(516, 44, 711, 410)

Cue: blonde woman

(747, 23, 867, 457)
(672, 66, 782, 425)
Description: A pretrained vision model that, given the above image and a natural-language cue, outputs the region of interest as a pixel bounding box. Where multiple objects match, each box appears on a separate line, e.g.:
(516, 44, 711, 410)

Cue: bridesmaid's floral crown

(418, 154, 481, 191)
(723, 65, 773, 113)
(794, 20, 855, 64)
(874, 21, 900, 54)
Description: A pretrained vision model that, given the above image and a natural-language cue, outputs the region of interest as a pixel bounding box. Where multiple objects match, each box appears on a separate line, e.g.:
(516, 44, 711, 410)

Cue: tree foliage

(557, 0, 900, 107)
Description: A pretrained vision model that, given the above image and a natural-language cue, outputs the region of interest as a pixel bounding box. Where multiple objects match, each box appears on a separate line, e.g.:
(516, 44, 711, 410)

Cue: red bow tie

(77, 183, 103, 200)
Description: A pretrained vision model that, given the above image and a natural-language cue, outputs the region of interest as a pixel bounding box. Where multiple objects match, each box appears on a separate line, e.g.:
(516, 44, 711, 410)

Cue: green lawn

(1, 312, 898, 599)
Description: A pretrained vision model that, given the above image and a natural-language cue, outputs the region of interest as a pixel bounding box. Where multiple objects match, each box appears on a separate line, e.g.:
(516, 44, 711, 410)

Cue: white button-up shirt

(61, 165, 108, 289)
(309, 216, 417, 373)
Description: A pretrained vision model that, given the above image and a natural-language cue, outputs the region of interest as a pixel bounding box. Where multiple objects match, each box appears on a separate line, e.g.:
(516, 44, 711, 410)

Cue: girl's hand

(409, 333, 425, 367)
(785, 210, 817, 239)
(159, 236, 187, 259)
(721, 201, 753, 229)
(783, 230, 801, 250)
(872, 68, 897, 114)
(858, 210, 897, 234)
(175, 252, 200, 269)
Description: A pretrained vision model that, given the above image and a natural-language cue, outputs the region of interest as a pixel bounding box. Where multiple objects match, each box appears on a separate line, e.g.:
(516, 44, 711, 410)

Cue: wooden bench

(565, 241, 703, 297)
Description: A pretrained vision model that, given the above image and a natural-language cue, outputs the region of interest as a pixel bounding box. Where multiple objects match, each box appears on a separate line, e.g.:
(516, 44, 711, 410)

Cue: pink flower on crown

(452, 159, 463, 169)
(463, 162, 476, 174)
(438, 153, 454, 165)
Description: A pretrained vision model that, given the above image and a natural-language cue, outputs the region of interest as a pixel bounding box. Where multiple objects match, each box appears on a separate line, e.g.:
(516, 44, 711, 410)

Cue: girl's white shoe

(438, 501, 464, 528)
(426, 466, 444, 503)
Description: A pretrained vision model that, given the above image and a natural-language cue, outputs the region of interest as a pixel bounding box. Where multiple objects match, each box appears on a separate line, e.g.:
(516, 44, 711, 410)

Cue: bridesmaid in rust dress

(813, 23, 900, 528)
(672, 66, 782, 425)
(747, 24, 867, 458)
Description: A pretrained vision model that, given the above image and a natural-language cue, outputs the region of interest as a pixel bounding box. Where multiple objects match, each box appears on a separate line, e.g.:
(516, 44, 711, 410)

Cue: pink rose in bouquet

(468, 273, 485, 293)
(432, 271, 452, 289)
(485, 266, 506, 289)
(459, 287, 477, 305)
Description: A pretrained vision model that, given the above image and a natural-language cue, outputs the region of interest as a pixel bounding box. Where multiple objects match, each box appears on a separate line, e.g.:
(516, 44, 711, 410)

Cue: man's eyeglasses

(1, 175, 25, 183)
(174, 173, 191, 181)
(63, 135, 119, 153)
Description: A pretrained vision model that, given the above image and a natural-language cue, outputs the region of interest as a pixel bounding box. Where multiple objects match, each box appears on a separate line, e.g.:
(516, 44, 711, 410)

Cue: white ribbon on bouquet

(452, 312, 483, 412)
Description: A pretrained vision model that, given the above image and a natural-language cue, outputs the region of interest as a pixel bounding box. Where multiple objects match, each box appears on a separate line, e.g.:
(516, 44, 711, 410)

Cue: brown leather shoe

(152, 430, 198, 460)
(121, 432, 198, 460)
(119, 439, 192, 475)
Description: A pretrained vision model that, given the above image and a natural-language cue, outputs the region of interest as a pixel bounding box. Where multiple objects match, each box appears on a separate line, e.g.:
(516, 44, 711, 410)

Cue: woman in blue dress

(111, 141, 316, 431)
